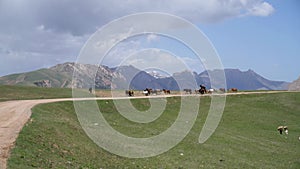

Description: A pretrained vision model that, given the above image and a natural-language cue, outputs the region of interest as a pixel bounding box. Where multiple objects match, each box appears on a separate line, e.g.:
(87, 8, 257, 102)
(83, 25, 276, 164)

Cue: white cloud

(181, 56, 205, 73)
(147, 34, 159, 43)
(160, 0, 274, 22)
(0, 0, 275, 76)
(36, 25, 45, 31)
(100, 39, 142, 67)
(0, 0, 275, 36)
(247, 2, 274, 16)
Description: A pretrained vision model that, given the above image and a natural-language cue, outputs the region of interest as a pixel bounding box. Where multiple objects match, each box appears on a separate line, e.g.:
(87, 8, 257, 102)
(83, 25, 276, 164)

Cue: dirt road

(0, 99, 69, 169)
(0, 96, 174, 169)
(0, 91, 295, 169)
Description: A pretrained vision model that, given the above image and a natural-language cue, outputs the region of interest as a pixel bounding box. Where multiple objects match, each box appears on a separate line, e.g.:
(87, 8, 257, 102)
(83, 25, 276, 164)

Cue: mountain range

(288, 76, 300, 91)
(0, 62, 289, 91)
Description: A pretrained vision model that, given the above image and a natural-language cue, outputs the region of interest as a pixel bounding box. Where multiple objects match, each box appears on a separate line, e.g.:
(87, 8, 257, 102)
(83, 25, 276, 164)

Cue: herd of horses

(125, 86, 238, 96)
(126, 88, 171, 96)
(183, 85, 238, 95)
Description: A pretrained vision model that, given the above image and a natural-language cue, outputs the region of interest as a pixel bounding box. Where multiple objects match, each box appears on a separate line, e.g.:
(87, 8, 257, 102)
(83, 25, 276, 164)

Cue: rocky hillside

(288, 76, 300, 91)
(0, 62, 124, 89)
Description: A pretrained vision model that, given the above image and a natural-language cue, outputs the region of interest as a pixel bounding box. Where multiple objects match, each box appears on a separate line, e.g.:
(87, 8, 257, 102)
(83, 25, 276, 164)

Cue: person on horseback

(199, 84, 207, 94)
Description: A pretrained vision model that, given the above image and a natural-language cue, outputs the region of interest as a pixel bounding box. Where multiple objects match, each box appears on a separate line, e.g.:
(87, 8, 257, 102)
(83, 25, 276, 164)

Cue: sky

(0, 0, 299, 82)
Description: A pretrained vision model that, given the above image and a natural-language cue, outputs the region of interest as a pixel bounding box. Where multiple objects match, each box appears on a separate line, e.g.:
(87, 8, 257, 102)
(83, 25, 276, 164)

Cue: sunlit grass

(8, 92, 300, 168)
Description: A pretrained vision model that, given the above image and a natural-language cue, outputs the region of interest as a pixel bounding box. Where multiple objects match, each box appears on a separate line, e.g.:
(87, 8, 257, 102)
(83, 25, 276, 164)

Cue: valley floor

(0, 91, 299, 168)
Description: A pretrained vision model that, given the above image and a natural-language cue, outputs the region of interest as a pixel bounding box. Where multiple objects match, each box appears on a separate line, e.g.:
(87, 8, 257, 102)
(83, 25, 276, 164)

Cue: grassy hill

(0, 68, 72, 87)
(0, 62, 125, 89)
(8, 92, 300, 168)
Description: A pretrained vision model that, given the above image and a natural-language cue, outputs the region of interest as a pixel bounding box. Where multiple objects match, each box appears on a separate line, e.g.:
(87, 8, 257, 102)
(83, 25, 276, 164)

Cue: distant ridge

(0, 62, 289, 90)
(199, 69, 289, 90)
(288, 76, 300, 91)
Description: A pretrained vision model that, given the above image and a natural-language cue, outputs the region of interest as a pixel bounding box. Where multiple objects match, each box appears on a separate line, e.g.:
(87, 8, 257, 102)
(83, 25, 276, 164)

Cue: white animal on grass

(208, 88, 214, 94)
(277, 126, 288, 135)
(284, 126, 288, 135)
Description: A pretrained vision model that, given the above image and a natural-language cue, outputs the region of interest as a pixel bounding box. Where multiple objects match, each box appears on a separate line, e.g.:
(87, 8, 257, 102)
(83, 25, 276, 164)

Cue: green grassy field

(0, 85, 171, 101)
(0, 85, 73, 101)
(8, 92, 300, 169)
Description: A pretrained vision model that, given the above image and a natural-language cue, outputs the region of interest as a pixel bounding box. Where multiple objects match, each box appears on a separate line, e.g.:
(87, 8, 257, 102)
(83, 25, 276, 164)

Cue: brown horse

(163, 89, 171, 94)
(230, 88, 238, 92)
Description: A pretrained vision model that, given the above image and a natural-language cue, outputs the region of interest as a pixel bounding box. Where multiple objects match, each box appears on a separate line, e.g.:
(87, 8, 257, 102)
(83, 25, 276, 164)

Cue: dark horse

(125, 90, 134, 96)
(199, 84, 207, 94)
(163, 89, 171, 94)
(143, 88, 152, 96)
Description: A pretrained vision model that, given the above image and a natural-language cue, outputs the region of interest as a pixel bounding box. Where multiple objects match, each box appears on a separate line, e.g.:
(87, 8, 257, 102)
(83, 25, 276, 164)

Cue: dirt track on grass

(0, 91, 295, 169)
(0, 99, 70, 169)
